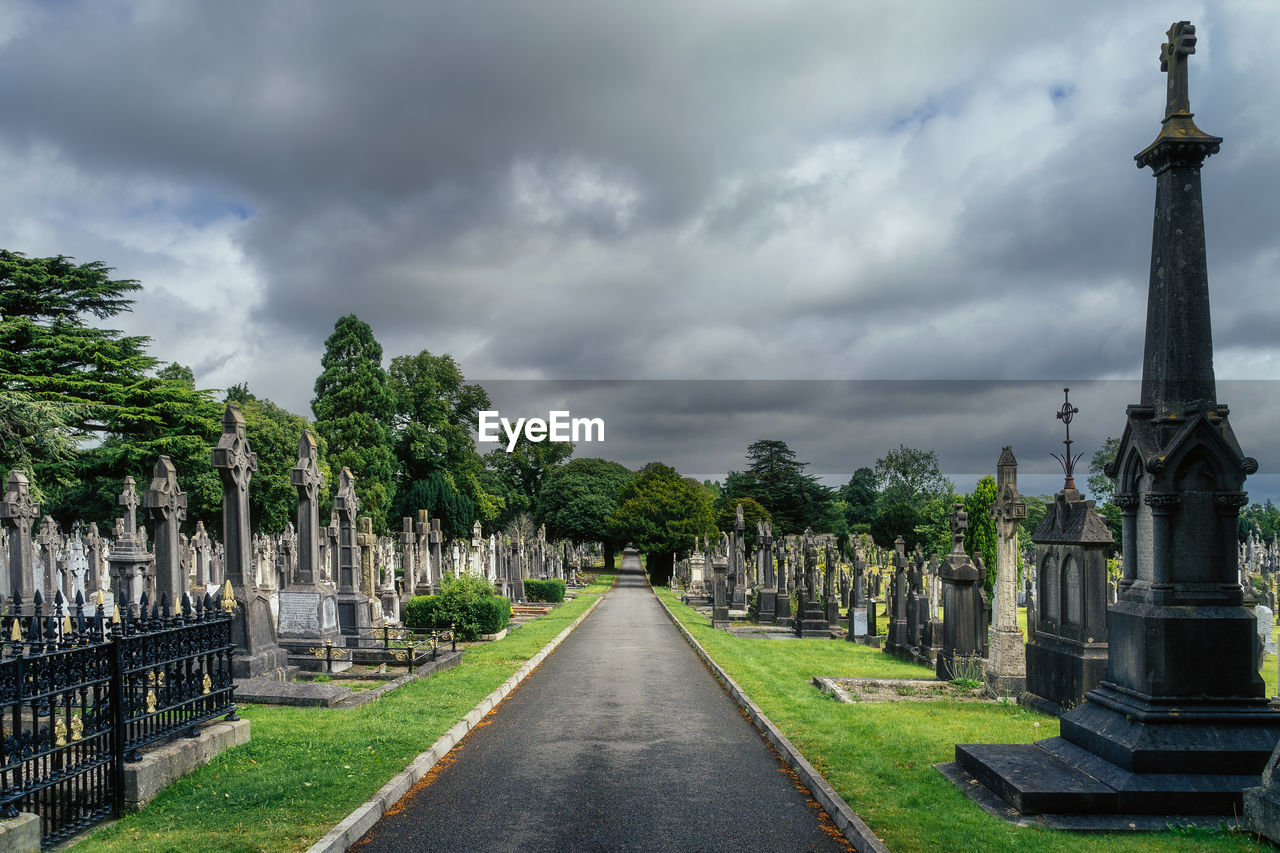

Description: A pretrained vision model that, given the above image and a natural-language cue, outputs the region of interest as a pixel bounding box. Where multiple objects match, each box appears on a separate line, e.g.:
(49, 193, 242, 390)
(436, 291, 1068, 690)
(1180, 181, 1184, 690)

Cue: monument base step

(953, 736, 1266, 816)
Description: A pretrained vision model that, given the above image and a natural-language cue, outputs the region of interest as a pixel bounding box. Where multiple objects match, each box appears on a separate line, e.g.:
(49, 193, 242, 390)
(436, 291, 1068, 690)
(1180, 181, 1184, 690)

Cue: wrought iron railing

(0, 588, 235, 849)
(308, 625, 457, 674)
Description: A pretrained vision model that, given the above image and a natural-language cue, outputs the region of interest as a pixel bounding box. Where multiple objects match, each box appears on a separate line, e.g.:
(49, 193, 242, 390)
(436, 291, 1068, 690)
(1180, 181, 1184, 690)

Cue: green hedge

(523, 578, 566, 603)
(403, 573, 512, 640)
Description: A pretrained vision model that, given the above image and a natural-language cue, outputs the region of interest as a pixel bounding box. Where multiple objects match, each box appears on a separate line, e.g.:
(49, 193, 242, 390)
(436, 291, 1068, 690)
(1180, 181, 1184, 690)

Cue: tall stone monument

(986, 447, 1027, 698)
(333, 467, 373, 641)
(107, 476, 151, 607)
(144, 456, 188, 608)
(212, 403, 289, 681)
(936, 504, 988, 682)
(756, 522, 776, 623)
(276, 432, 341, 659)
(1, 470, 38, 607)
(956, 22, 1280, 817)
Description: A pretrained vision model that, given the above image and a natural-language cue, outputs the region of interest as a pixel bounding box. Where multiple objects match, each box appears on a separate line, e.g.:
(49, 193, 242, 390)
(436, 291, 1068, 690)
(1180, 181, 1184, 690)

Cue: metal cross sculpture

(1050, 387, 1083, 491)
(1160, 21, 1196, 118)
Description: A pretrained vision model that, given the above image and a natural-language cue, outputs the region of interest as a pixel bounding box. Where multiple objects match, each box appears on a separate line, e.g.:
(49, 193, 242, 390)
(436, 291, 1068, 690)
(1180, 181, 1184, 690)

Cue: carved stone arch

(1120, 448, 1145, 496)
(1041, 550, 1060, 630)
(1062, 552, 1082, 627)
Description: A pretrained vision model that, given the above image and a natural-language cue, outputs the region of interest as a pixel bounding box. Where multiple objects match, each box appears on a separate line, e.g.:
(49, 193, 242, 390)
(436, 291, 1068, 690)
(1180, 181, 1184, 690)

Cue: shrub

(403, 574, 512, 640)
(475, 595, 512, 635)
(523, 578, 566, 603)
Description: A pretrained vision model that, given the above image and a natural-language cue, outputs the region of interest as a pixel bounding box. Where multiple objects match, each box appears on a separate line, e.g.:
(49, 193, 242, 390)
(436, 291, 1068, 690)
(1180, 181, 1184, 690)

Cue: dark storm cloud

(2, 1, 1278, 495)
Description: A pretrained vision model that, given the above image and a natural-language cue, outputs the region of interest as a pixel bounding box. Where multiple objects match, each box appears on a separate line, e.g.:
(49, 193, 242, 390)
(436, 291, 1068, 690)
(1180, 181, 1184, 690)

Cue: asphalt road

(351, 559, 852, 852)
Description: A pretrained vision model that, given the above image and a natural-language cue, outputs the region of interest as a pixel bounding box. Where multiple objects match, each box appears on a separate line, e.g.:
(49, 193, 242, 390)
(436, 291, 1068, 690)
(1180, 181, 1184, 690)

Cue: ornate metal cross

(1051, 387, 1083, 491)
(1160, 21, 1196, 118)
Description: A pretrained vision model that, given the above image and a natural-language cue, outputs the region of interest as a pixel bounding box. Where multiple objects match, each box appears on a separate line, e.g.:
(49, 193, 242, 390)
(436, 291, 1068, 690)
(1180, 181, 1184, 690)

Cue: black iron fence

(0, 588, 236, 849)
(309, 625, 457, 673)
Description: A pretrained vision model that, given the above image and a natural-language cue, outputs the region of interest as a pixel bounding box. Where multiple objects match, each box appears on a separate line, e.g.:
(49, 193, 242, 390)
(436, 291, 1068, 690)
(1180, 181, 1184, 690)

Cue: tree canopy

(1086, 436, 1120, 504)
(388, 349, 498, 538)
(312, 315, 397, 530)
(537, 457, 634, 545)
(874, 445, 950, 510)
(964, 475, 998, 595)
(607, 462, 715, 584)
(722, 439, 832, 535)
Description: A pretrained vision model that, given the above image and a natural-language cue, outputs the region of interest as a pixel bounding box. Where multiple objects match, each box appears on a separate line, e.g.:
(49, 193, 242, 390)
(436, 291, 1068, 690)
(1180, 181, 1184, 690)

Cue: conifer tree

(312, 315, 396, 530)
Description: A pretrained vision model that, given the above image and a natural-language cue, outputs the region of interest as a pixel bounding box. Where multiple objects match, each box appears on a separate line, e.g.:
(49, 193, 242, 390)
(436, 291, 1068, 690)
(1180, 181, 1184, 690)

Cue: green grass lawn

(69, 574, 615, 853)
(656, 587, 1264, 853)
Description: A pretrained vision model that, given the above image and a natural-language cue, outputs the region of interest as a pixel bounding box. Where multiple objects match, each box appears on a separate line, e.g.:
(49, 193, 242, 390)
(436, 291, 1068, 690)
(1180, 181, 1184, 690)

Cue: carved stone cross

(1160, 21, 1196, 118)
(118, 476, 141, 538)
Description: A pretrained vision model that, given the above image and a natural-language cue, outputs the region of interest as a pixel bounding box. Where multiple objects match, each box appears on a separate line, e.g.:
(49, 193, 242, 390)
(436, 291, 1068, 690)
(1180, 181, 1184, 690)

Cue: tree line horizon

(4, 249, 1277, 587)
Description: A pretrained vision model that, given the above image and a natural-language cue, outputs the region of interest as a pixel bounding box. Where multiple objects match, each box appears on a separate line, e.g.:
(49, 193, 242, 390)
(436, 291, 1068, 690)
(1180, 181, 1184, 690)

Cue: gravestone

(755, 522, 776, 623)
(276, 432, 342, 663)
(0, 470, 39, 607)
(936, 504, 988, 682)
(986, 447, 1028, 698)
(212, 403, 289, 681)
(792, 536, 829, 638)
(959, 23, 1280, 818)
(886, 537, 909, 652)
(333, 468, 373, 642)
(144, 456, 188, 608)
(773, 532, 792, 625)
(711, 555, 729, 628)
(107, 477, 151, 607)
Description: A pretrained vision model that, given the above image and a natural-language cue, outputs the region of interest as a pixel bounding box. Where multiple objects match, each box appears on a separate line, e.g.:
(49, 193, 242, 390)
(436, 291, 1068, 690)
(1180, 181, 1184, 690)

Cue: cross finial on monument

(1050, 387, 1083, 491)
(1160, 21, 1196, 118)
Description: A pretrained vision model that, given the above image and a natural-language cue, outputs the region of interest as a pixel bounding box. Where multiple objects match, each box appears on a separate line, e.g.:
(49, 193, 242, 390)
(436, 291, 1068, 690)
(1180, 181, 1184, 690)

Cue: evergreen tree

(723, 439, 832, 535)
(388, 349, 499, 539)
(607, 462, 715, 585)
(0, 251, 221, 521)
(964, 475, 999, 595)
(312, 315, 396, 530)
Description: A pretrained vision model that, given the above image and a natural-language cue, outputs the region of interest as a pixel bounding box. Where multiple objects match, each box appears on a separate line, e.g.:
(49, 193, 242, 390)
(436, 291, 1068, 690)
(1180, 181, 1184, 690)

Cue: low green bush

(403, 573, 512, 640)
(523, 578, 566, 603)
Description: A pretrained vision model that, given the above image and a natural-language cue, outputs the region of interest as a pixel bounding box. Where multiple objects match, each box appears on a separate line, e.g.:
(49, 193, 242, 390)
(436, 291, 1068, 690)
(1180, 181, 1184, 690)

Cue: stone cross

(991, 446, 1027, 636)
(2, 471, 41, 604)
(145, 455, 188, 608)
(191, 521, 213, 588)
(211, 404, 258, 589)
(400, 517, 416, 594)
(118, 476, 141, 540)
(333, 468, 359, 594)
(357, 517, 377, 600)
(290, 431, 324, 585)
(36, 514, 59, 597)
(84, 521, 104, 594)
(1160, 21, 1197, 117)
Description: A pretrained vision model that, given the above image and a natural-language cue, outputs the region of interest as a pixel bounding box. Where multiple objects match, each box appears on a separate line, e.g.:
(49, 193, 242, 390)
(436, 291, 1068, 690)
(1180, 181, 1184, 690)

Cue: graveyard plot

(63, 574, 615, 853)
(655, 586, 1261, 853)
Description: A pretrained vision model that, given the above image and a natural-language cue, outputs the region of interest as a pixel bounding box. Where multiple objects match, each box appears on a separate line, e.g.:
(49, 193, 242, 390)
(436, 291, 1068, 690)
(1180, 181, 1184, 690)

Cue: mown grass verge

(655, 586, 1263, 853)
(69, 575, 616, 853)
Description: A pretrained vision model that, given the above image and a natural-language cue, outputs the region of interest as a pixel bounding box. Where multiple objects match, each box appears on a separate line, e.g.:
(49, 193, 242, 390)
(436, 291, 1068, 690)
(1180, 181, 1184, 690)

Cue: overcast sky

(2, 2, 1278, 498)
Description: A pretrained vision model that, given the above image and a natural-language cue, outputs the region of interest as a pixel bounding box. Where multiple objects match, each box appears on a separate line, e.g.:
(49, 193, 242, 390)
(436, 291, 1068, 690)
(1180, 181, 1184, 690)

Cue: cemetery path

(350, 564, 853, 853)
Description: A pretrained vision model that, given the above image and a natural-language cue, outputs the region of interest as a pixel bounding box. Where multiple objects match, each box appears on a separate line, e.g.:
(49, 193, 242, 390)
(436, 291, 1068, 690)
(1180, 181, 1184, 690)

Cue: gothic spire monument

(950, 22, 1280, 821)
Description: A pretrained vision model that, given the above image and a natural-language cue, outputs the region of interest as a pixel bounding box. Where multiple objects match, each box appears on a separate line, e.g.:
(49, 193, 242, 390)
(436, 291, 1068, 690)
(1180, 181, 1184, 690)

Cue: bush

(523, 578, 566, 603)
(403, 573, 511, 640)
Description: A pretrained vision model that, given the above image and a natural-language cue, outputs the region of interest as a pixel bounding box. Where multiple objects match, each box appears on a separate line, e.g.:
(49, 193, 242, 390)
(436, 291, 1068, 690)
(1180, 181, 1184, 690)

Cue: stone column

(986, 446, 1027, 698)
(144, 455, 188, 610)
(333, 468, 372, 641)
(400, 517, 416, 597)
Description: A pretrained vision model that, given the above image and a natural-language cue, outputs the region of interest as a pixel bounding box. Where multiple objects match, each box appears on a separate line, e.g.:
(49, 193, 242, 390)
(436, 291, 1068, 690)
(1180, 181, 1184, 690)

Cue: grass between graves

(69, 574, 616, 853)
(655, 587, 1265, 853)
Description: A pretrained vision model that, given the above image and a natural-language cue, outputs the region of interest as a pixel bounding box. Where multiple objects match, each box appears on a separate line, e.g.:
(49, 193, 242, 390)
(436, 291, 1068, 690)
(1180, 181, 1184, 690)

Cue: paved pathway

(352, 561, 852, 852)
